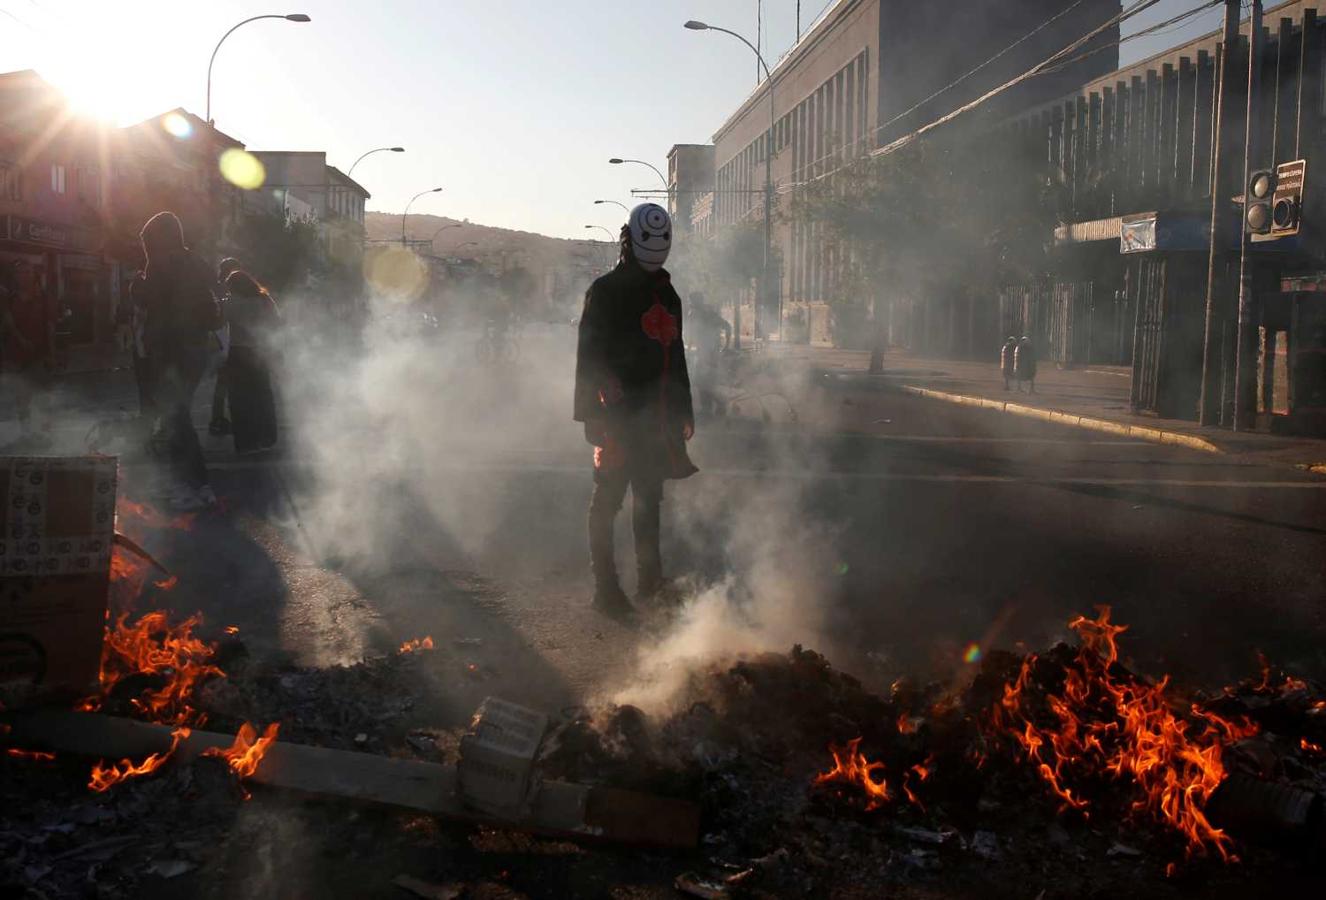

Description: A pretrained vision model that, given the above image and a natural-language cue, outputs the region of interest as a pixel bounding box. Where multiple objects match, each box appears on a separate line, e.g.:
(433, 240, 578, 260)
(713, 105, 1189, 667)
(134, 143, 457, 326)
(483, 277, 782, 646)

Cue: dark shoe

(208, 417, 232, 436)
(593, 582, 636, 621)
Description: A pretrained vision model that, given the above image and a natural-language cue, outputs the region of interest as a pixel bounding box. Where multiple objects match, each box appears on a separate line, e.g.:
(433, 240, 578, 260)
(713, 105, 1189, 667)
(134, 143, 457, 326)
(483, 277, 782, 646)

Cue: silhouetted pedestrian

(1000, 335, 1017, 391)
(686, 291, 731, 418)
(1015, 334, 1037, 393)
(138, 212, 219, 510)
(575, 203, 696, 619)
(208, 256, 241, 436)
(221, 270, 281, 454)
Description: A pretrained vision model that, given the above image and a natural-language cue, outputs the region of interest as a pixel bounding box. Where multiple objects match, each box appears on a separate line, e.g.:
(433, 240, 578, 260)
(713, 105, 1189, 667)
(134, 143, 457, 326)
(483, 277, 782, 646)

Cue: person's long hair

(139, 211, 186, 276)
(224, 270, 268, 299)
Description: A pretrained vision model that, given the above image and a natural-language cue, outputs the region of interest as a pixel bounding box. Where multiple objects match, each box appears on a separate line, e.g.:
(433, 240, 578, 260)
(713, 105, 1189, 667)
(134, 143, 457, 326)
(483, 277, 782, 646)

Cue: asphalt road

(93, 362, 1326, 722)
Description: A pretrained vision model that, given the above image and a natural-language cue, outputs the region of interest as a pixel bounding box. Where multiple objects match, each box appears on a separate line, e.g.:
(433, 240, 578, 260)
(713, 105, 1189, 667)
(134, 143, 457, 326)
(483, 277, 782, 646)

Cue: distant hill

(364, 212, 606, 268)
(363, 212, 615, 311)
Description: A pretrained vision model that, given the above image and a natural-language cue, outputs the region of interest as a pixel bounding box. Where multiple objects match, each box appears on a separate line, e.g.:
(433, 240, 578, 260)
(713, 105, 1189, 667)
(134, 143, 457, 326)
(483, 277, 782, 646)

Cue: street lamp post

(607, 158, 668, 191)
(402, 187, 443, 245)
(207, 13, 311, 123)
(347, 146, 404, 178)
(585, 224, 618, 268)
(685, 19, 776, 346)
(431, 224, 464, 246)
(593, 199, 631, 214)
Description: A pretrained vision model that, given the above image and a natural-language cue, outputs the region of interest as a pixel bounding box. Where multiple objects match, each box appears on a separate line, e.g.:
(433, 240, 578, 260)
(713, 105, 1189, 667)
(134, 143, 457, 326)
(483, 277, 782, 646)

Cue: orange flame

(6, 748, 56, 762)
(896, 713, 920, 735)
(203, 722, 280, 795)
(88, 727, 190, 791)
(1302, 737, 1324, 754)
(398, 636, 435, 654)
(116, 498, 196, 534)
(154, 575, 179, 591)
(990, 607, 1257, 862)
(814, 738, 891, 810)
(80, 610, 224, 726)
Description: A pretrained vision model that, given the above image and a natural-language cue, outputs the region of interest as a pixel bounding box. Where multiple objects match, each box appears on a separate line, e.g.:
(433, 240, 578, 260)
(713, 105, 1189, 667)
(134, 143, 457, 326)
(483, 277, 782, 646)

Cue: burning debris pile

(4, 487, 1325, 898)
(539, 611, 1326, 896)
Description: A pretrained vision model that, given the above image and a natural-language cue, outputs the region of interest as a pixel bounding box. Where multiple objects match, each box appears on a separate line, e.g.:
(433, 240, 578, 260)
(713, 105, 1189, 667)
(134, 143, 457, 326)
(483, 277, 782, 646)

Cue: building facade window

(1, 161, 20, 200)
(51, 164, 66, 194)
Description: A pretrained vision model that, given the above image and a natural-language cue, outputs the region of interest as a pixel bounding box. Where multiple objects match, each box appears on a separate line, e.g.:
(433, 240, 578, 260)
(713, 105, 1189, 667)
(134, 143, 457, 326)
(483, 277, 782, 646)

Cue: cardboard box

(457, 697, 548, 816)
(0, 457, 117, 708)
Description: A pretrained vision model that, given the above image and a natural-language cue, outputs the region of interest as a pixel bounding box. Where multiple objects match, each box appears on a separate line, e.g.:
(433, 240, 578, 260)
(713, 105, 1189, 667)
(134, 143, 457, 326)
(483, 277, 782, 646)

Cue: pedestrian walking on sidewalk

(208, 257, 241, 436)
(1000, 335, 1017, 391)
(1015, 334, 1037, 393)
(574, 203, 697, 620)
(220, 270, 281, 454)
(138, 212, 219, 510)
(2, 260, 57, 446)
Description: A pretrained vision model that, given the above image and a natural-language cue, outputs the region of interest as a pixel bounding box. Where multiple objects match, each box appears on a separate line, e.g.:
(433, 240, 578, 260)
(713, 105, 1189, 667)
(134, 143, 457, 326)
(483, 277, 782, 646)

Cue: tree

(230, 210, 326, 295)
(792, 130, 1055, 363)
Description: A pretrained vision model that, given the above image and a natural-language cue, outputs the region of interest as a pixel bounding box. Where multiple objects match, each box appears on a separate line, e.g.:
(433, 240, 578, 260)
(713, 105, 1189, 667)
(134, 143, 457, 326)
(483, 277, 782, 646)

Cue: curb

(899, 385, 1224, 454)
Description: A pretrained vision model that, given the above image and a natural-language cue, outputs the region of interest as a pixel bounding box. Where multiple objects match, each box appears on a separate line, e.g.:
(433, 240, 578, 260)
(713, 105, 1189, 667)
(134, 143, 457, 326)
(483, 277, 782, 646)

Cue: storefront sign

(1120, 214, 1156, 253)
(6, 215, 71, 249)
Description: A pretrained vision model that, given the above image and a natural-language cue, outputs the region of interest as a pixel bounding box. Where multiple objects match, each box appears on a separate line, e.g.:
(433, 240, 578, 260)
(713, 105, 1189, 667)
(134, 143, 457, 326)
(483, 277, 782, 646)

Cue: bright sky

(0, 0, 1224, 239)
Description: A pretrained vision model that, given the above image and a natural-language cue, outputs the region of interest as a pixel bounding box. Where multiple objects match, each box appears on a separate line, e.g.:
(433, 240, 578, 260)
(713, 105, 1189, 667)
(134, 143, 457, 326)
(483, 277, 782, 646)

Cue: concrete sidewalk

(761, 344, 1326, 472)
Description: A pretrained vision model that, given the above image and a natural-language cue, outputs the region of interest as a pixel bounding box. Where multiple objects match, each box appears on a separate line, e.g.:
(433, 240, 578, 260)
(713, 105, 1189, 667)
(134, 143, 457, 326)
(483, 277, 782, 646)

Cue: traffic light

(1250, 159, 1306, 243)
(1245, 168, 1274, 237)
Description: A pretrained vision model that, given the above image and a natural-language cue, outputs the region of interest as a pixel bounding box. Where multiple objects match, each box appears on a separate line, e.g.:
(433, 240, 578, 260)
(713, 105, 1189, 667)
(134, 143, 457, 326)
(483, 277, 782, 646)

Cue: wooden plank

(1193, 50, 1215, 199)
(1274, 17, 1299, 167)
(1159, 64, 1177, 205)
(2, 711, 700, 849)
(1175, 57, 1196, 203)
(1100, 87, 1115, 216)
(1296, 10, 1320, 159)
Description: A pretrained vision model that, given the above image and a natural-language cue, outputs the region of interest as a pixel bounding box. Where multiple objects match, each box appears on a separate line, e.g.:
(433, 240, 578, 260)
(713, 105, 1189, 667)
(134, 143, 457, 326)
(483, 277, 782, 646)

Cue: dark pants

(226, 346, 277, 453)
(588, 468, 663, 593)
(157, 361, 208, 489)
(132, 352, 156, 417)
(210, 366, 228, 424)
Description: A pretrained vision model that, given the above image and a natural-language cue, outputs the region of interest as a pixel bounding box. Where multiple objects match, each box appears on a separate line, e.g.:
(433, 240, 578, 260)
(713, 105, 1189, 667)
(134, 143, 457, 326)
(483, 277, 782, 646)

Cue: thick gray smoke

(273, 252, 843, 710)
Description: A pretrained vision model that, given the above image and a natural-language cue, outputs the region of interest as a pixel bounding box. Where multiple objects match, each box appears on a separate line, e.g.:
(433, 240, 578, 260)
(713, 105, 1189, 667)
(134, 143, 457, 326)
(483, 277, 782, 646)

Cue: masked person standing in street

(138, 212, 219, 510)
(574, 203, 697, 619)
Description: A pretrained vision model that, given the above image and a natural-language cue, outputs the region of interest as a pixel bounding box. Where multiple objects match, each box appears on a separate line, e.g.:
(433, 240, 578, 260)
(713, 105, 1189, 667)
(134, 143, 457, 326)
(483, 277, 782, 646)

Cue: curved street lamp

(584, 224, 617, 241)
(593, 199, 631, 214)
(685, 19, 775, 347)
(607, 157, 667, 190)
(347, 146, 404, 178)
(207, 13, 311, 123)
(431, 223, 464, 244)
(402, 187, 443, 244)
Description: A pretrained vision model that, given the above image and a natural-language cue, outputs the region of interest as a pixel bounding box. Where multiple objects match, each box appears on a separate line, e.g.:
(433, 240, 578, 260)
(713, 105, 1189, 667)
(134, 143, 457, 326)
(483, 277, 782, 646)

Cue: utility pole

(1233, 0, 1264, 431)
(1199, 0, 1243, 426)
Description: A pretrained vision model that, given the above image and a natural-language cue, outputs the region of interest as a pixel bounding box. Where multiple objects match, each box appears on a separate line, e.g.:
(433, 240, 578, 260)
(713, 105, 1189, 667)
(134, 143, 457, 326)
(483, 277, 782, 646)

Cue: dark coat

(574, 263, 696, 481)
(138, 212, 218, 374)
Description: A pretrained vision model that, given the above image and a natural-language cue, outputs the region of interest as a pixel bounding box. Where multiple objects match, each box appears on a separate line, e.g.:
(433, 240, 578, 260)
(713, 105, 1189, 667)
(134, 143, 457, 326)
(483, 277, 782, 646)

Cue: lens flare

(219, 149, 266, 190)
(161, 112, 192, 139)
(363, 245, 428, 301)
(963, 643, 982, 664)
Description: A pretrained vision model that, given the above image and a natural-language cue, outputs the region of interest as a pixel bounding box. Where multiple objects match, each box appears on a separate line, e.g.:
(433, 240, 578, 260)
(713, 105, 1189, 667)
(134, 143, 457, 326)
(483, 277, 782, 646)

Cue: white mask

(628, 203, 671, 272)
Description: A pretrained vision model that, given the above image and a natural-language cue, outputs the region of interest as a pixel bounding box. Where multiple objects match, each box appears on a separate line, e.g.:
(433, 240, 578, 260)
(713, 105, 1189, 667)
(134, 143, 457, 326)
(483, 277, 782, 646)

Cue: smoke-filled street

(9, 1, 1326, 897)
(124, 359, 1326, 708)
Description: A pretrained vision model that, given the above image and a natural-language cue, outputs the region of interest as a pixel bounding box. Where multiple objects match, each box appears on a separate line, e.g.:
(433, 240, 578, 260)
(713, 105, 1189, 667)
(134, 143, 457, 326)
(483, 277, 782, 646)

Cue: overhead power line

(870, 0, 1164, 158)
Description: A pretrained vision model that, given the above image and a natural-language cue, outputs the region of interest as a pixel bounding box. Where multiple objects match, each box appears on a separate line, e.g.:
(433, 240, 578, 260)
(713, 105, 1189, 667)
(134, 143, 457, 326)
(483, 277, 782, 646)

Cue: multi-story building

(248, 151, 370, 263)
(0, 70, 113, 358)
(686, 0, 1119, 344)
(107, 108, 247, 263)
(667, 144, 715, 237)
(1006, 0, 1326, 434)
